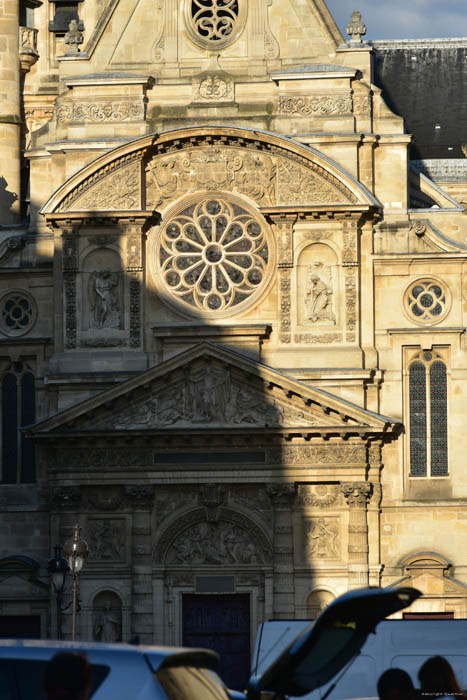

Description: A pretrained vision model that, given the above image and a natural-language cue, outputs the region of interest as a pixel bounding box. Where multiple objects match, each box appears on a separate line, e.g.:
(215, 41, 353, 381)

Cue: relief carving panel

(88, 519, 126, 562)
(167, 521, 261, 565)
(305, 518, 340, 559)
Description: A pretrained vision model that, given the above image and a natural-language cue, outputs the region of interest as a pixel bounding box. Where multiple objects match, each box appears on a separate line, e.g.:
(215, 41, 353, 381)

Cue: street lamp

(48, 544, 69, 640)
(63, 524, 88, 641)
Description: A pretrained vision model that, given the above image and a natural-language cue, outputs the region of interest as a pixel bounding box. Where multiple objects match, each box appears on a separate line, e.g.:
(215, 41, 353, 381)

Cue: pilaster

(341, 481, 372, 589)
(267, 484, 296, 618)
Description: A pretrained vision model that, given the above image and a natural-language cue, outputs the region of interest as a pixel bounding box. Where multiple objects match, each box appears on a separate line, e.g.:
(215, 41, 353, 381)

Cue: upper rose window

(184, 0, 247, 50)
(153, 197, 273, 318)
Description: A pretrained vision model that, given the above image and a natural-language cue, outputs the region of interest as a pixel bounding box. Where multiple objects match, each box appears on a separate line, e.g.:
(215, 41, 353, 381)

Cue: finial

(346, 10, 367, 44)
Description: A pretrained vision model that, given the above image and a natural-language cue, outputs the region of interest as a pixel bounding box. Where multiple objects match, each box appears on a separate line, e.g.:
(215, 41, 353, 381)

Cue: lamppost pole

(63, 524, 89, 641)
(48, 544, 69, 640)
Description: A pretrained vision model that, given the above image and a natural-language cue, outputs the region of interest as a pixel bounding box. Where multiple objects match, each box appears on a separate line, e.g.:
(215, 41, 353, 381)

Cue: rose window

(0, 291, 36, 336)
(184, 0, 246, 50)
(158, 198, 271, 315)
(405, 279, 449, 325)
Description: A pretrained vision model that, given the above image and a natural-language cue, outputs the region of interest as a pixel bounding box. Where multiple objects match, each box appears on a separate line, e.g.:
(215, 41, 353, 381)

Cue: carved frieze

(88, 519, 125, 561)
(278, 95, 353, 117)
(353, 94, 372, 115)
(306, 517, 340, 559)
(297, 484, 340, 508)
(57, 100, 145, 123)
(167, 521, 261, 565)
(294, 332, 342, 343)
(272, 445, 367, 465)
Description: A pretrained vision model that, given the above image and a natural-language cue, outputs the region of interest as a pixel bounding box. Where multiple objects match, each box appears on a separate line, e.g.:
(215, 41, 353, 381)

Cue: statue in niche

(305, 263, 336, 324)
(94, 600, 121, 642)
(88, 269, 120, 329)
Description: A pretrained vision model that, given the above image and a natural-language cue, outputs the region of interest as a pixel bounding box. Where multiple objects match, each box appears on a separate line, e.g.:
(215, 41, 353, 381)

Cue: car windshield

(156, 666, 231, 700)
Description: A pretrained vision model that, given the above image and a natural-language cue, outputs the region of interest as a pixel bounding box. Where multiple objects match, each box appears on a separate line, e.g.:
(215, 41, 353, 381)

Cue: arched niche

(306, 589, 335, 619)
(92, 590, 122, 642)
(296, 242, 339, 327)
(81, 247, 123, 331)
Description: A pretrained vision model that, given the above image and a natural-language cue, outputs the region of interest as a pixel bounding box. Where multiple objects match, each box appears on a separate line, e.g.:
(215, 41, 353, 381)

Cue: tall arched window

(1, 363, 36, 483)
(408, 351, 448, 477)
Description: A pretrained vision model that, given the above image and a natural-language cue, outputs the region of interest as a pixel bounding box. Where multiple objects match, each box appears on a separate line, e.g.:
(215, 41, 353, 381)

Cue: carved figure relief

(88, 520, 125, 561)
(93, 592, 122, 642)
(104, 364, 318, 429)
(306, 518, 339, 559)
(88, 270, 120, 329)
(305, 263, 336, 324)
(167, 521, 260, 565)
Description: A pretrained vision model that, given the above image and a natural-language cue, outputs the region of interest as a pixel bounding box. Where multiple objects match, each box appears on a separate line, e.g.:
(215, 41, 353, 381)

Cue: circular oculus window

(404, 278, 450, 325)
(0, 290, 37, 336)
(153, 197, 273, 317)
(183, 0, 247, 50)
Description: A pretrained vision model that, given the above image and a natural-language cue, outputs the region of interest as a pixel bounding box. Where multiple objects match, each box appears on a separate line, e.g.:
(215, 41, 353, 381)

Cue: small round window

(183, 0, 247, 50)
(0, 290, 37, 336)
(404, 279, 450, 325)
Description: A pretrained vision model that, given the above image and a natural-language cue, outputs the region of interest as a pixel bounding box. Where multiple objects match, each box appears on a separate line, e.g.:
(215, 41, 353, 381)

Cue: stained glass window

(408, 351, 448, 477)
(409, 362, 427, 476)
(1, 364, 35, 483)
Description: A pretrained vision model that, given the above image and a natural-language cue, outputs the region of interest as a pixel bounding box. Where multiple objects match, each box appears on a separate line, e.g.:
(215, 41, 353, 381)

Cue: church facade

(2, 0, 467, 680)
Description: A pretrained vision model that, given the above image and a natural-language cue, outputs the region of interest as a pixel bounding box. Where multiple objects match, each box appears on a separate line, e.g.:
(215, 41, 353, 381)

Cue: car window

(156, 666, 231, 700)
(0, 659, 110, 699)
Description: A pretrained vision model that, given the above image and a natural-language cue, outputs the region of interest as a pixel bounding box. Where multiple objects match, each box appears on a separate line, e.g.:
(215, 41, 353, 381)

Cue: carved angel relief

(99, 365, 319, 429)
(306, 518, 339, 559)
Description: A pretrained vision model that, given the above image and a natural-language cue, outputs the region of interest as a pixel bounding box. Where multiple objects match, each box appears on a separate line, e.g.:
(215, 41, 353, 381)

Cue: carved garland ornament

(155, 197, 272, 316)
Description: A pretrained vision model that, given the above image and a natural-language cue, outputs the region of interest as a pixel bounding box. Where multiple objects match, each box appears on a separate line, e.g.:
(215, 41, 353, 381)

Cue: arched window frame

(1, 361, 36, 484)
(406, 349, 449, 478)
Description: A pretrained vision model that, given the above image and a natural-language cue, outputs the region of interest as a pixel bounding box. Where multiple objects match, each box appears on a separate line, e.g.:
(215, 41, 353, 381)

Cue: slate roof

(371, 39, 467, 160)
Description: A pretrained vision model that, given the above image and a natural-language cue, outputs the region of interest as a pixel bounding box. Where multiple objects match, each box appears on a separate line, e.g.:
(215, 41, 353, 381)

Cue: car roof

(0, 640, 219, 671)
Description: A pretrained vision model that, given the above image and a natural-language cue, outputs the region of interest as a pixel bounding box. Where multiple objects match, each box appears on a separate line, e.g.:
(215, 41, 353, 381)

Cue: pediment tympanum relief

(42, 128, 376, 217)
(95, 362, 320, 429)
(29, 343, 398, 437)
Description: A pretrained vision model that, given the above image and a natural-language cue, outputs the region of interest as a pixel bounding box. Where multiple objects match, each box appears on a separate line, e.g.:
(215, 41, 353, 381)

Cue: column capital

(267, 483, 296, 507)
(341, 481, 372, 507)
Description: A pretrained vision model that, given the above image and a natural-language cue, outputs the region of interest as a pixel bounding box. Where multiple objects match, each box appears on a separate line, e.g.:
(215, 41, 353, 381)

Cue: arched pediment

(41, 127, 380, 216)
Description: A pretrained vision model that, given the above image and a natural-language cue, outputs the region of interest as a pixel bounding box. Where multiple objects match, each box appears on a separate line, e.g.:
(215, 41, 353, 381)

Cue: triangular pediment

(30, 344, 399, 436)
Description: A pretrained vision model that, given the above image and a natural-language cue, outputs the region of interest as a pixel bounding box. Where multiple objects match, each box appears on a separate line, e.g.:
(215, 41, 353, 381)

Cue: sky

(325, 0, 467, 41)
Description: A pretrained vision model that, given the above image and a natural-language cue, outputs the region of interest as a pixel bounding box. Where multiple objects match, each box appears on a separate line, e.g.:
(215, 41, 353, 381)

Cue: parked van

(252, 619, 467, 699)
